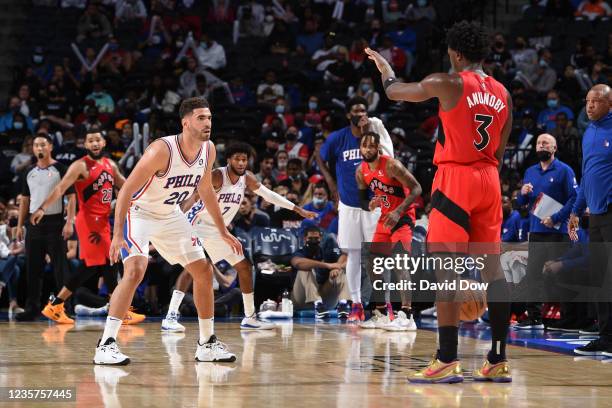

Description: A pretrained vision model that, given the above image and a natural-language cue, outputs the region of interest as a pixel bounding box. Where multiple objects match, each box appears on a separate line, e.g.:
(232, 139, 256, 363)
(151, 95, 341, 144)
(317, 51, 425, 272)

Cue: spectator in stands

(512, 36, 538, 80)
(234, 196, 270, 232)
(85, 82, 115, 114)
(311, 31, 341, 73)
(255, 152, 278, 182)
(502, 195, 528, 243)
(575, 0, 612, 20)
(279, 158, 308, 196)
(41, 83, 72, 130)
(54, 129, 85, 167)
(31, 46, 54, 84)
(2, 112, 29, 148)
(257, 70, 284, 105)
(10, 137, 34, 178)
(405, 0, 437, 22)
(195, 32, 227, 72)
(290, 226, 349, 318)
(264, 97, 294, 129)
(348, 38, 369, 71)
(270, 187, 302, 228)
(515, 133, 577, 329)
(545, 0, 574, 18)
(300, 182, 338, 234)
(537, 90, 575, 131)
(0, 97, 34, 133)
(77, 105, 103, 133)
(557, 65, 584, 103)
(365, 18, 384, 49)
(522, 0, 546, 18)
(0, 207, 24, 315)
(517, 54, 557, 95)
(206, 0, 236, 25)
(589, 61, 609, 86)
(115, 0, 147, 24)
(296, 17, 324, 56)
(76, 2, 113, 44)
(17, 84, 39, 120)
(324, 46, 356, 89)
(279, 126, 309, 163)
(348, 77, 380, 113)
(387, 17, 416, 71)
(552, 112, 581, 167)
(236, 0, 265, 28)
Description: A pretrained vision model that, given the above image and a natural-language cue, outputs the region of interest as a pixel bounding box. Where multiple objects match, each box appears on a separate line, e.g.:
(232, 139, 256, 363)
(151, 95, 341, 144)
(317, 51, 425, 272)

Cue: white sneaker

(195, 335, 236, 362)
(93, 338, 130, 365)
(161, 311, 185, 332)
(76, 303, 109, 316)
(381, 311, 417, 331)
(240, 315, 276, 330)
(359, 309, 390, 329)
(421, 306, 437, 317)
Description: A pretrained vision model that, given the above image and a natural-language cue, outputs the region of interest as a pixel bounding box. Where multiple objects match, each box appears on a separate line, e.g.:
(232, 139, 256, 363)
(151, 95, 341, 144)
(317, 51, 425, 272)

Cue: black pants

(25, 215, 68, 311)
(589, 206, 612, 340)
(524, 232, 569, 320)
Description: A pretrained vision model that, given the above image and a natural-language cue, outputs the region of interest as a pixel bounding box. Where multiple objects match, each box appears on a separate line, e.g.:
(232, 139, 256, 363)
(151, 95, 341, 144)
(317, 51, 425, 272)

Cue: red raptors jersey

(361, 155, 416, 220)
(435, 71, 509, 167)
(74, 156, 115, 217)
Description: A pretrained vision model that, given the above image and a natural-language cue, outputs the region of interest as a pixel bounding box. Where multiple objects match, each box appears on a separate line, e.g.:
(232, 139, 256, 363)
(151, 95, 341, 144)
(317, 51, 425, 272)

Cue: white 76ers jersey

(186, 166, 246, 226)
(132, 135, 210, 217)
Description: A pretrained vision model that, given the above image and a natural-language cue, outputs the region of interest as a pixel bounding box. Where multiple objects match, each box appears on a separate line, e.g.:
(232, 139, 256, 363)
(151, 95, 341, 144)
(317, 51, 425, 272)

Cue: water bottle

(281, 289, 292, 316)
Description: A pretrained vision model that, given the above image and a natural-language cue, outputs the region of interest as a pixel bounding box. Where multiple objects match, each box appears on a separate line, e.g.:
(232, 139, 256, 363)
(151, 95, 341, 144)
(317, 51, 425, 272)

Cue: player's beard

(362, 153, 378, 163)
(88, 150, 102, 160)
(230, 166, 246, 176)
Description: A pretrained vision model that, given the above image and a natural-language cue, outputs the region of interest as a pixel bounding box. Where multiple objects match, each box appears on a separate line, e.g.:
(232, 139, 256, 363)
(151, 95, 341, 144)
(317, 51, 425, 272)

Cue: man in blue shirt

(316, 96, 393, 321)
(569, 84, 612, 357)
(536, 89, 574, 132)
(300, 182, 338, 235)
(515, 133, 577, 329)
(502, 195, 529, 243)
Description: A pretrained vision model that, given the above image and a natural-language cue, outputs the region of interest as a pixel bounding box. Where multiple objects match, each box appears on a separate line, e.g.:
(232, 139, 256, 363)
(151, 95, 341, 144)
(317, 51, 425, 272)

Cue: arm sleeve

(252, 185, 295, 210)
(359, 189, 371, 211)
(551, 167, 577, 224)
(369, 117, 394, 158)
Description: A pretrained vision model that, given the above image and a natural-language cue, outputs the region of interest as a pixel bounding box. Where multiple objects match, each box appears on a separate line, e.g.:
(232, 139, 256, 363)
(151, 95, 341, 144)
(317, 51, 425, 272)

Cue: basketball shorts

(337, 201, 380, 250)
(121, 205, 206, 267)
(193, 220, 245, 265)
(371, 215, 413, 255)
(427, 164, 502, 253)
(75, 211, 111, 267)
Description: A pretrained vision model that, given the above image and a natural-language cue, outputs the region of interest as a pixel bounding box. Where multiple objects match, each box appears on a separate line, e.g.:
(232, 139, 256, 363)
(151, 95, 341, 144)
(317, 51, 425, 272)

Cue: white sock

(101, 316, 122, 344)
(242, 292, 255, 318)
(167, 290, 185, 316)
(383, 269, 391, 304)
(314, 298, 323, 305)
(346, 249, 361, 303)
(199, 318, 214, 344)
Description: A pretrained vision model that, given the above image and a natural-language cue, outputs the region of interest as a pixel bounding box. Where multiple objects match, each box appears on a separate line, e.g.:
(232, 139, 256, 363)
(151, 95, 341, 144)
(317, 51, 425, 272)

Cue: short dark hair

(361, 131, 380, 145)
(287, 158, 303, 169)
(34, 133, 53, 144)
(303, 225, 322, 236)
(313, 181, 330, 196)
(86, 131, 104, 139)
(178, 97, 210, 119)
(446, 20, 490, 63)
(225, 142, 252, 159)
(346, 96, 369, 113)
(260, 152, 275, 162)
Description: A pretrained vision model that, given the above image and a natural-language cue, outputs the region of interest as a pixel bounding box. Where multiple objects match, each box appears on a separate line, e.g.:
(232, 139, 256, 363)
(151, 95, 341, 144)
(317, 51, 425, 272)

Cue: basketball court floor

(1, 317, 612, 408)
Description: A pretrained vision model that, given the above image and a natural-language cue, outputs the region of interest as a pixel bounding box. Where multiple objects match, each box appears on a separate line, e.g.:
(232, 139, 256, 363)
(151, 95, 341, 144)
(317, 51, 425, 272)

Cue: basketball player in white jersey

(94, 97, 243, 365)
(161, 142, 317, 332)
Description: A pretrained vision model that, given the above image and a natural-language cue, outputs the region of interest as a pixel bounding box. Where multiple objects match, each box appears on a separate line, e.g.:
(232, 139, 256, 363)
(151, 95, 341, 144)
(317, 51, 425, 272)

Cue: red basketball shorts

(75, 211, 111, 267)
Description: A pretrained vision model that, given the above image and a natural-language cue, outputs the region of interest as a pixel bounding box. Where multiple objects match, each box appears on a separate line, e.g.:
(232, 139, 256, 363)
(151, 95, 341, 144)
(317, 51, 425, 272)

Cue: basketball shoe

(382, 311, 417, 331)
(473, 360, 512, 382)
(195, 335, 236, 362)
(408, 354, 464, 384)
(162, 311, 186, 332)
(241, 314, 276, 330)
(93, 337, 130, 365)
(75, 303, 109, 317)
(348, 303, 365, 322)
(337, 301, 350, 319)
(42, 301, 74, 324)
(122, 307, 146, 325)
(359, 309, 389, 329)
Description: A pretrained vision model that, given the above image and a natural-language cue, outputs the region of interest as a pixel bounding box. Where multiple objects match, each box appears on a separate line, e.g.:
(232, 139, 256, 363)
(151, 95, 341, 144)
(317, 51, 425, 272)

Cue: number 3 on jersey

(474, 114, 493, 151)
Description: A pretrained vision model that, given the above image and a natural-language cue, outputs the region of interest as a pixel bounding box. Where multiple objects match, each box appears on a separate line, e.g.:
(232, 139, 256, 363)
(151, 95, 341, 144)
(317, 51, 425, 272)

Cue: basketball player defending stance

(356, 132, 421, 331)
(367, 21, 513, 383)
(162, 142, 316, 332)
(94, 97, 242, 365)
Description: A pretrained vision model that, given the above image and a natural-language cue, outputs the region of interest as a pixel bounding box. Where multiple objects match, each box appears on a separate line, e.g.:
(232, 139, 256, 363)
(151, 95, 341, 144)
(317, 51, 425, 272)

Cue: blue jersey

(319, 127, 363, 208)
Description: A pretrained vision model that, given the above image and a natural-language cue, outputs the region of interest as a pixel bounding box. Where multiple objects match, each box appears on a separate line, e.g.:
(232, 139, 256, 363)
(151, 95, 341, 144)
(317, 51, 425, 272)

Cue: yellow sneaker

(42, 302, 74, 324)
(123, 307, 146, 325)
(473, 360, 512, 383)
(408, 355, 464, 384)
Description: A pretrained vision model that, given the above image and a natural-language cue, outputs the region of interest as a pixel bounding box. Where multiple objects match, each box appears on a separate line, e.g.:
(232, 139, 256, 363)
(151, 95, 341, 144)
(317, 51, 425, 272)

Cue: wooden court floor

(1, 320, 612, 408)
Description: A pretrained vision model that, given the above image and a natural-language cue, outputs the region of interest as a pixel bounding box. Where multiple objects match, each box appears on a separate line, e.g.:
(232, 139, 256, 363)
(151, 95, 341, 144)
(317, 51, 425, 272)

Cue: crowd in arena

(0, 0, 610, 330)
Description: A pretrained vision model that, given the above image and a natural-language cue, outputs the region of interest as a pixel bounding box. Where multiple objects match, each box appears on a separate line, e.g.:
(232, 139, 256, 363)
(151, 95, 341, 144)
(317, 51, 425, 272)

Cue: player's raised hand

(222, 231, 243, 255)
(295, 207, 317, 219)
(364, 48, 393, 75)
(109, 235, 129, 265)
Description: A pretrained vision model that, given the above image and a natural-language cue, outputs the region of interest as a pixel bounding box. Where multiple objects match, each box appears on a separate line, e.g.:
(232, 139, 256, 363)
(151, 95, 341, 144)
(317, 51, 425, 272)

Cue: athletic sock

(437, 326, 459, 363)
(242, 292, 255, 318)
(487, 279, 510, 364)
(199, 318, 214, 344)
(167, 290, 184, 317)
(51, 296, 64, 306)
(101, 316, 122, 344)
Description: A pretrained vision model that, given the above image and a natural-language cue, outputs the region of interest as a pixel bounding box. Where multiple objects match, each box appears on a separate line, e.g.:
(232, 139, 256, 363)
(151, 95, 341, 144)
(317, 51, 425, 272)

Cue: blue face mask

(275, 105, 285, 114)
(308, 101, 318, 110)
(13, 122, 24, 130)
(417, 0, 427, 6)
(313, 197, 327, 208)
(361, 84, 371, 93)
(547, 99, 558, 109)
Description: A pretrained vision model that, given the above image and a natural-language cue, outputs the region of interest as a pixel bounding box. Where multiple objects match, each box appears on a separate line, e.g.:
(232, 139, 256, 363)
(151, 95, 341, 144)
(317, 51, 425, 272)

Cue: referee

(571, 84, 612, 356)
(15, 134, 76, 321)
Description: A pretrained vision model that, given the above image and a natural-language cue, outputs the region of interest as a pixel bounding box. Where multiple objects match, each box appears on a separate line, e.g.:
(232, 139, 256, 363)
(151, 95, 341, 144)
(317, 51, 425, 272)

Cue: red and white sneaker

(348, 303, 365, 322)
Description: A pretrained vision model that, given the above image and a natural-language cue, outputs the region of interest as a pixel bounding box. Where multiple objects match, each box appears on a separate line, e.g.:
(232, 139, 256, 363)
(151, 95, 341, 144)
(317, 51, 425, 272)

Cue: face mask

(305, 238, 321, 253)
(151, 35, 161, 45)
(176, 40, 184, 48)
(275, 105, 285, 114)
(200, 42, 208, 50)
(361, 84, 371, 93)
(313, 197, 327, 208)
(417, 0, 427, 6)
(494, 41, 504, 48)
(286, 133, 297, 142)
(13, 122, 24, 130)
(33, 55, 43, 64)
(516, 42, 525, 49)
(539, 59, 548, 68)
(277, 159, 288, 169)
(350, 115, 363, 127)
(109, 43, 119, 52)
(547, 99, 558, 109)
(536, 150, 552, 162)
(308, 102, 318, 110)
(8, 217, 18, 228)
(217, 143, 225, 153)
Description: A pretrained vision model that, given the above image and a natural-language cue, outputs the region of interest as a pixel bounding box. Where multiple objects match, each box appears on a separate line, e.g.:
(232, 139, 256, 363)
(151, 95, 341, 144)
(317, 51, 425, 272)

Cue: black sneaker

(513, 318, 544, 330)
(547, 319, 582, 332)
(315, 303, 329, 320)
(579, 322, 599, 335)
(574, 338, 609, 356)
(337, 302, 350, 319)
(15, 308, 40, 322)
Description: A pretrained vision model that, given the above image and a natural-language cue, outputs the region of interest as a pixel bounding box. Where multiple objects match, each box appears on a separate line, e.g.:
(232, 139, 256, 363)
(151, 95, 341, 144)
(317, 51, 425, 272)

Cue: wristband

(383, 77, 399, 91)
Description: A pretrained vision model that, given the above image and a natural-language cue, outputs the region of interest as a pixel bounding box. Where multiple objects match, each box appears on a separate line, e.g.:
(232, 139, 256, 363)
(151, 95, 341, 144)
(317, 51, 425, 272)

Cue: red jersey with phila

(360, 155, 416, 220)
(435, 71, 509, 168)
(74, 156, 115, 217)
